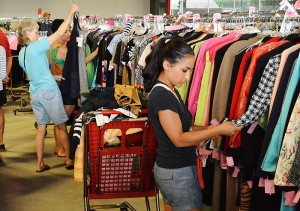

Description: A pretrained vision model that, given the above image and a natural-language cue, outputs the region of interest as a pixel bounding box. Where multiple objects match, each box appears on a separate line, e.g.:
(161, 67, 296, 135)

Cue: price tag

(232, 166, 240, 177)
(293, 190, 300, 204)
(285, 10, 296, 17)
(156, 15, 163, 21)
(213, 13, 221, 20)
(76, 35, 83, 47)
(249, 7, 256, 13)
(284, 191, 296, 206)
(258, 177, 265, 187)
(124, 14, 132, 20)
(193, 13, 200, 20)
(226, 156, 234, 166)
(247, 122, 258, 134)
(265, 179, 275, 195)
(247, 181, 253, 188)
(210, 118, 220, 126)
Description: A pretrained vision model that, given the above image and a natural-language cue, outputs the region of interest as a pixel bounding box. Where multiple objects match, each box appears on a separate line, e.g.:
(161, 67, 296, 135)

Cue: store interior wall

(0, 0, 150, 19)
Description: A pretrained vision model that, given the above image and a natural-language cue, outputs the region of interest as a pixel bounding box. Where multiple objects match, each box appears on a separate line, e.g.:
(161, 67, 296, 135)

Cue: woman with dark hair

(143, 37, 241, 211)
(50, 18, 98, 163)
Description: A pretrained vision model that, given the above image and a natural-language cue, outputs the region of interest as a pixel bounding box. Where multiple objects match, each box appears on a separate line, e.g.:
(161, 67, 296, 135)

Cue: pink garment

(188, 31, 238, 119)
(294, 1, 300, 9)
(202, 37, 238, 126)
(165, 24, 187, 32)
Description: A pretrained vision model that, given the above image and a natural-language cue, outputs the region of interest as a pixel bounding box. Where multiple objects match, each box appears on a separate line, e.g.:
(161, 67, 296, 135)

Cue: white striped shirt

(0, 46, 6, 91)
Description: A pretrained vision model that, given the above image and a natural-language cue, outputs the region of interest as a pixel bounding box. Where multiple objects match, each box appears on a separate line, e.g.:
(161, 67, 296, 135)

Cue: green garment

(86, 45, 95, 89)
(194, 51, 211, 126)
(51, 47, 65, 66)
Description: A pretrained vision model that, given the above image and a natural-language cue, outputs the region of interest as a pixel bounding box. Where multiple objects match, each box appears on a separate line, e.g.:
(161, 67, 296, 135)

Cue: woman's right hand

(217, 121, 241, 137)
(69, 4, 78, 15)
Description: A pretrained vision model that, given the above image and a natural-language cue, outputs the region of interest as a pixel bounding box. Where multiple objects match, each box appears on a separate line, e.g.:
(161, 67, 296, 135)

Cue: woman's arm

(85, 47, 99, 64)
(48, 4, 78, 46)
(158, 109, 241, 147)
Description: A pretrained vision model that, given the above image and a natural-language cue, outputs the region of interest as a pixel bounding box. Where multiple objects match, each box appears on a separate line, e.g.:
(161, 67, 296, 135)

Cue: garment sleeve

(151, 89, 180, 115)
(236, 54, 281, 127)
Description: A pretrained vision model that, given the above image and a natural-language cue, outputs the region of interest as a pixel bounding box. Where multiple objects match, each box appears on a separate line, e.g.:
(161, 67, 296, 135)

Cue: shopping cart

(83, 111, 160, 211)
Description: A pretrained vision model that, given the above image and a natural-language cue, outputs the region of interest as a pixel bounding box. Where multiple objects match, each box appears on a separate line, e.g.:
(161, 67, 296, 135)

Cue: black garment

(148, 81, 195, 169)
(183, 31, 204, 43)
(256, 48, 300, 178)
(60, 16, 80, 99)
(11, 45, 24, 87)
(113, 40, 123, 85)
(95, 32, 119, 86)
(225, 49, 247, 116)
(250, 176, 282, 211)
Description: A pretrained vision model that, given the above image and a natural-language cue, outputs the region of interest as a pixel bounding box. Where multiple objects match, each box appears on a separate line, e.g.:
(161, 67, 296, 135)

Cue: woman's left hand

(53, 75, 65, 81)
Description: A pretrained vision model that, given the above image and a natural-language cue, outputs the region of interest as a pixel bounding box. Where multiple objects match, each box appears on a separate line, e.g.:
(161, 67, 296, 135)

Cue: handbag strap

(150, 83, 181, 104)
(23, 44, 29, 71)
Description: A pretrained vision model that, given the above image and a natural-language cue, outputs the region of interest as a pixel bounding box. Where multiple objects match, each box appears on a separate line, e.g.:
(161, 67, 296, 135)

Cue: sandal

(36, 164, 50, 173)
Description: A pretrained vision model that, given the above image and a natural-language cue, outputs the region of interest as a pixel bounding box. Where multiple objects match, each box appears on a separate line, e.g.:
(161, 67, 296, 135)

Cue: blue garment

(280, 192, 295, 211)
(19, 38, 58, 93)
(261, 52, 300, 172)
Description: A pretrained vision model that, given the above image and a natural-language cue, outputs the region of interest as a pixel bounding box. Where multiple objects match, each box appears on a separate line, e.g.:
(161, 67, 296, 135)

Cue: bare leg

(36, 125, 47, 171)
(64, 104, 75, 165)
(53, 105, 75, 156)
(0, 107, 4, 146)
(56, 123, 71, 165)
(64, 105, 75, 117)
(54, 125, 66, 156)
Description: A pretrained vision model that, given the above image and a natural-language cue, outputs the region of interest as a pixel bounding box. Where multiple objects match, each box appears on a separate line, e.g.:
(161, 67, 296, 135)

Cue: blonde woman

(18, 4, 78, 173)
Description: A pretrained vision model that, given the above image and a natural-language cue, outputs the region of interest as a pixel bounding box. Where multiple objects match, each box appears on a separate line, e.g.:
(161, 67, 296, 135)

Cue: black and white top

(0, 46, 7, 91)
(236, 54, 281, 127)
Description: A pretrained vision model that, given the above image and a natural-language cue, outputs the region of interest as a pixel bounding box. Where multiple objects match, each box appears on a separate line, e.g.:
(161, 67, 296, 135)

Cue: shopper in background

(0, 28, 12, 152)
(50, 18, 98, 166)
(0, 46, 7, 163)
(143, 37, 241, 211)
(18, 3, 78, 173)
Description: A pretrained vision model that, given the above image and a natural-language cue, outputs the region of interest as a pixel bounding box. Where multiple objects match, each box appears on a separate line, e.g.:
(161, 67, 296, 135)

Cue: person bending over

(143, 37, 241, 211)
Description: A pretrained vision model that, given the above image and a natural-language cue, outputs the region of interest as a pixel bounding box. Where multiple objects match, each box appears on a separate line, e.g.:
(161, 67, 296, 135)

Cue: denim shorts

(30, 89, 68, 125)
(153, 163, 202, 211)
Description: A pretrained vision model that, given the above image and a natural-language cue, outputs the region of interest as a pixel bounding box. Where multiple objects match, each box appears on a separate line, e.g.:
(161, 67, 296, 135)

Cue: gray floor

(0, 92, 163, 211)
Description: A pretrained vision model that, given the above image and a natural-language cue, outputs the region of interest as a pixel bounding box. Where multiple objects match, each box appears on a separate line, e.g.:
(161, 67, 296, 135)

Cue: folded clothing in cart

(104, 128, 143, 147)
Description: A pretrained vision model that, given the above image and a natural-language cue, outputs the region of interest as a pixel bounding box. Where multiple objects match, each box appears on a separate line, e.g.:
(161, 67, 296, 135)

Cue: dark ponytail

(142, 37, 194, 93)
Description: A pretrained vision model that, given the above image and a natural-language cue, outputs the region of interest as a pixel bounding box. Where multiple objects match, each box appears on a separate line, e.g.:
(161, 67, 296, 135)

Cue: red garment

(0, 30, 12, 57)
(229, 37, 281, 120)
(229, 39, 288, 148)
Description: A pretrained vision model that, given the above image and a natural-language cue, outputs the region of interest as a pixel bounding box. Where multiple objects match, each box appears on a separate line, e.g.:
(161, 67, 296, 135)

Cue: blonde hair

(18, 19, 39, 46)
